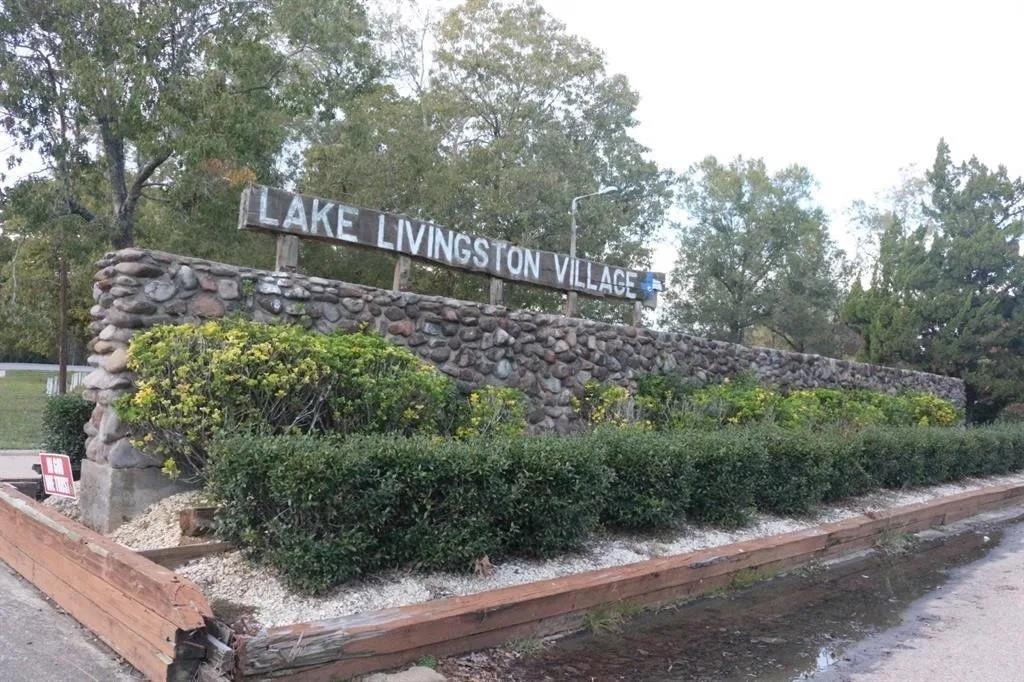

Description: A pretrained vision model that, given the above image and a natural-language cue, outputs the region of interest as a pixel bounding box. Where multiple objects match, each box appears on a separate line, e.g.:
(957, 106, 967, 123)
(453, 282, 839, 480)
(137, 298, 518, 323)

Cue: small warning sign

(39, 452, 76, 499)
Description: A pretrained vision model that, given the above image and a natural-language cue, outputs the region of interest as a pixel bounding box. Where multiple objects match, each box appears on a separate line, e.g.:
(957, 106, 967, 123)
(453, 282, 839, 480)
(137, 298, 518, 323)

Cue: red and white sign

(39, 453, 76, 499)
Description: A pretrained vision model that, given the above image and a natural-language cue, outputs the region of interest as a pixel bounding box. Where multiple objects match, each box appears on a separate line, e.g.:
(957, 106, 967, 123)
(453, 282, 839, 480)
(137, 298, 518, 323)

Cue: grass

(0, 371, 51, 449)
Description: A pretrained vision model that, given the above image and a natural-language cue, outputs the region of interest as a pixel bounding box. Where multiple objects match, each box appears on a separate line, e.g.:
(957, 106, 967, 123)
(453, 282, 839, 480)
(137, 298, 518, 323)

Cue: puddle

(484, 527, 1005, 682)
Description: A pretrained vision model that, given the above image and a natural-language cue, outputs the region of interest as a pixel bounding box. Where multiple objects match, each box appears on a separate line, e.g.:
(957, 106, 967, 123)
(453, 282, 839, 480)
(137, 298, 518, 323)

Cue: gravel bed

(42, 494, 81, 522)
(107, 490, 208, 550)
(171, 471, 1024, 628)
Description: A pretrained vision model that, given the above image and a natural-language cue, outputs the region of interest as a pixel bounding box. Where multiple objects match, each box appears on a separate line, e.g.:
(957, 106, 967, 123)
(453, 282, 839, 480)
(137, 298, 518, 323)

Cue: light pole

(565, 186, 618, 316)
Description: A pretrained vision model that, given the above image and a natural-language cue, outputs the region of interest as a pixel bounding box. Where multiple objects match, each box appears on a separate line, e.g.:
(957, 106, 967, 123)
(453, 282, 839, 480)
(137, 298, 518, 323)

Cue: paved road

(815, 521, 1024, 682)
(0, 563, 137, 681)
(0, 451, 39, 479)
(0, 363, 92, 373)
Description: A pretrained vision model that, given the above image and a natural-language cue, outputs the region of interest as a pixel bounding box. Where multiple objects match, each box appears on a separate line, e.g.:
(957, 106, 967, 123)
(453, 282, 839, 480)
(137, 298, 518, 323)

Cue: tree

(300, 0, 674, 318)
(0, 0, 377, 249)
(844, 140, 1024, 420)
(663, 156, 847, 352)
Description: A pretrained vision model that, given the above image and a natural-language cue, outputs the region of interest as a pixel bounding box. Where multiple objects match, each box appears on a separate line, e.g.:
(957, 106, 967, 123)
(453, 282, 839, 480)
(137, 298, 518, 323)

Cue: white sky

(540, 0, 1024, 273)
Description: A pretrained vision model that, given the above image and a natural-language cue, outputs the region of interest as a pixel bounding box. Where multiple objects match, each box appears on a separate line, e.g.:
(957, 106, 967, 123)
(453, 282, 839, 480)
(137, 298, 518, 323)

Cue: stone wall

(80, 248, 965, 530)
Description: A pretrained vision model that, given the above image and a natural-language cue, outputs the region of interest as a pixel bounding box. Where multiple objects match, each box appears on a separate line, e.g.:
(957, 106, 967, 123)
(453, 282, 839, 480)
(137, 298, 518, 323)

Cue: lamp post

(565, 186, 618, 316)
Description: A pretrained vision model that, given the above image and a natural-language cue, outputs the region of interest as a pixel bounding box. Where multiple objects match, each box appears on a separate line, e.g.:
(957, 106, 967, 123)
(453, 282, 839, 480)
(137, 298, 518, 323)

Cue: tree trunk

(57, 254, 68, 395)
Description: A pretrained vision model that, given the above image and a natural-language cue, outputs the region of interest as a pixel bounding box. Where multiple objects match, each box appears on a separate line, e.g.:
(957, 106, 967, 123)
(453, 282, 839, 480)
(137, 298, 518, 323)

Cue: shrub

(683, 429, 764, 527)
(689, 376, 780, 427)
(573, 380, 640, 427)
(996, 403, 1024, 424)
(207, 433, 611, 593)
(756, 429, 834, 515)
(41, 393, 93, 464)
(118, 320, 454, 475)
(598, 427, 693, 529)
(456, 386, 528, 439)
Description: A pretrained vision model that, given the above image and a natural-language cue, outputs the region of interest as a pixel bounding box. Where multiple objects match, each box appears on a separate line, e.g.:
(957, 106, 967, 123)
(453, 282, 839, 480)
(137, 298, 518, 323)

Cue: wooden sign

(238, 185, 664, 307)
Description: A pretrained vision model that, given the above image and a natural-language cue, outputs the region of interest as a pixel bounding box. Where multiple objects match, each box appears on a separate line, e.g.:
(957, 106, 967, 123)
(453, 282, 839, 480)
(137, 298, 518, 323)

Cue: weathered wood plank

(0, 532, 175, 682)
(0, 511, 183, 655)
(138, 542, 234, 569)
(275, 235, 299, 272)
(180, 506, 219, 537)
(0, 485, 211, 630)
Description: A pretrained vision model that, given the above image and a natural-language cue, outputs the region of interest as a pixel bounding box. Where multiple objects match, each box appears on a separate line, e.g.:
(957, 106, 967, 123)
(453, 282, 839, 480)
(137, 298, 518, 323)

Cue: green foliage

(456, 386, 528, 439)
(208, 423, 1024, 592)
(573, 380, 640, 427)
(663, 156, 848, 353)
(207, 432, 611, 593)
(683, 429, 764, 527)
(302, 0, 674, 317)
(597, 427, 693, 529)
(844, 140, 1024, 421)
(631, 375, 961, 431)
(118, 319, 453, 475)
(997, 403, 1024, 423)
(41, 393, 93, 464)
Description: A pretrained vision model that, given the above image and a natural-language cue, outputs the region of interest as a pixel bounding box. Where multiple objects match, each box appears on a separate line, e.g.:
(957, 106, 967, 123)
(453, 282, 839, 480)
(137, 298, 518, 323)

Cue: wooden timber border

(236, 481, 1024, 681)
(0, 483, 214, 681)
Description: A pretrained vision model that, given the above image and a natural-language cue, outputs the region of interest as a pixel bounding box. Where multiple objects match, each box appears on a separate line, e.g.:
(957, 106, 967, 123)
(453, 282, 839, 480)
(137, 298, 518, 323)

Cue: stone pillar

(80, 249, 198, 532)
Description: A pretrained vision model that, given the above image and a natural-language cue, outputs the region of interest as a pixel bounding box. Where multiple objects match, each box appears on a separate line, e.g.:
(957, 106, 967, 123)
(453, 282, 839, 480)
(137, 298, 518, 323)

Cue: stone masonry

(80, 248, 965, 530)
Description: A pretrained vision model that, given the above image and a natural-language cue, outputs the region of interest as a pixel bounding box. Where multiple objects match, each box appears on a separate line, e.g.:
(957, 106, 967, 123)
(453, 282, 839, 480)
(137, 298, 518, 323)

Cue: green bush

(598, 427, 693, 529)
(207, 433, 611, 593)
(455, 386, 528, 439)
(683, 429, 764, 526)
(117, 319, 454, 475)
(756, 429, 834, 515)
(626, 373, 962, 431)
(572, 380, 639, 427)
(41, 393, 93, 464)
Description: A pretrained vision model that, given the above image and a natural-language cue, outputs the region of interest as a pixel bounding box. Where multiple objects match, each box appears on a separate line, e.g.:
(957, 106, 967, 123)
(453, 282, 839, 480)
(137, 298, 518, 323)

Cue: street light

(566, 185, 618, 316)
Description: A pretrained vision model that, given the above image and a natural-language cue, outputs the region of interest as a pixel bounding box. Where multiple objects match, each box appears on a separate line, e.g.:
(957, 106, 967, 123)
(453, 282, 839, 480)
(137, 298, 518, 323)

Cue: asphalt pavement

(0, 562, 136, 681)
(814, 521, 1024, 681)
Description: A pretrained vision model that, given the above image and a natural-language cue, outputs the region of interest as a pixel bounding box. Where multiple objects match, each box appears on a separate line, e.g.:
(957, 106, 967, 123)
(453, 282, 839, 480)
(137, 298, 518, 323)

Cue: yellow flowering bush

(455, 386, 528, 439)
(117, 319, 454, 477)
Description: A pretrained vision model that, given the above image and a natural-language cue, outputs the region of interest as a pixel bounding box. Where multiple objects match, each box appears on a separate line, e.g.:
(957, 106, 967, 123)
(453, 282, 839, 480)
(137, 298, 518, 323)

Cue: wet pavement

(445, 513, 1024, 682)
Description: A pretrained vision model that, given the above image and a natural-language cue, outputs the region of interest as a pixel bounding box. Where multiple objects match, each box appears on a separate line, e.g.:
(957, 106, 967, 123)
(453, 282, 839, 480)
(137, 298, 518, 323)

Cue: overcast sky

(540, 0, 1024, 272)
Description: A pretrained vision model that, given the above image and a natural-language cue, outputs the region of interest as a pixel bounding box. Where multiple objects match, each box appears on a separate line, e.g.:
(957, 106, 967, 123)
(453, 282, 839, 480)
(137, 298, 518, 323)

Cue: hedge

(42, 393, 93, 464)
(208, 424, 1024, 593)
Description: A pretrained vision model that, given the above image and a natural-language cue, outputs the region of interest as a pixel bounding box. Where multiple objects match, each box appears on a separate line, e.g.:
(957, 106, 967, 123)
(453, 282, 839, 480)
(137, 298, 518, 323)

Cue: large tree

(0, 0, 376, 249)
(300, 0, 674, 318)
(663, 156, 847, 352)
(844, 140, 1024, 420)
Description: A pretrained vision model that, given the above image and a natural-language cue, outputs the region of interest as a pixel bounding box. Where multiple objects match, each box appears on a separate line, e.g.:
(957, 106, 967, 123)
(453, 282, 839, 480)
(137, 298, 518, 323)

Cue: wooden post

(564, 291, 578, 317)
(275, 235, 299, 272)
(489, 277, 505, 306)
(632, 300, 644, 328)
(393, 255, 411, 292)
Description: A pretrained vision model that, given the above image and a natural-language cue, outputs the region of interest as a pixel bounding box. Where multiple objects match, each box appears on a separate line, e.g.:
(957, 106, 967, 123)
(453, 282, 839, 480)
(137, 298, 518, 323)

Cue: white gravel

(42, 494, 81, 522)
(171, 471, 1024, 628)
(107, 490, 208, 550)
